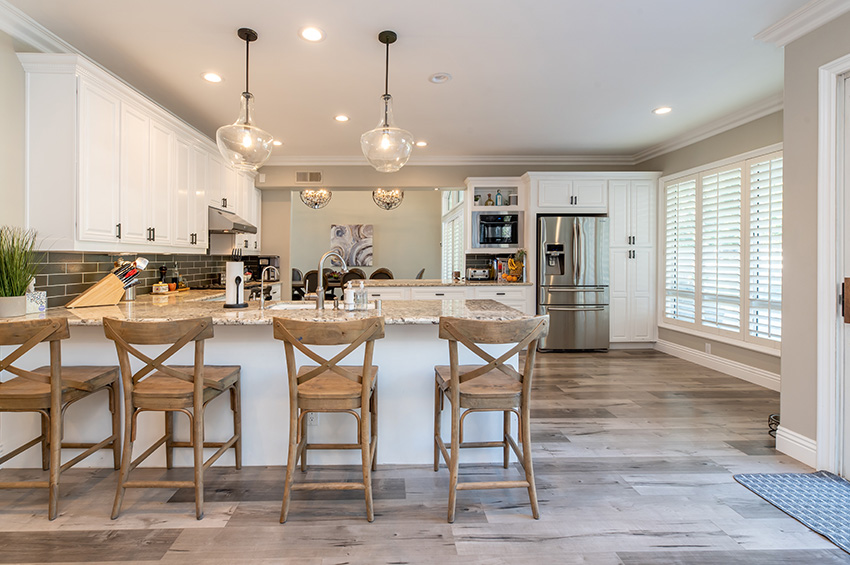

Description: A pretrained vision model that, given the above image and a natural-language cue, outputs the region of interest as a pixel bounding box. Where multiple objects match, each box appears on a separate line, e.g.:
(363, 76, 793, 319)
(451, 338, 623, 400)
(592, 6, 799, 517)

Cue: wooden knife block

(65, 273, 126, 309)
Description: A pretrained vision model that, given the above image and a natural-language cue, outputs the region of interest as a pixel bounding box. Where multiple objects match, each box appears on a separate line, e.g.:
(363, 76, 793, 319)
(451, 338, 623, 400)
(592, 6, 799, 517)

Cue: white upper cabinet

(77, 77, 121, 244)
(207, 155, 225, 210)
(19, 53, 219, 253)
(527, 173, 608, 212)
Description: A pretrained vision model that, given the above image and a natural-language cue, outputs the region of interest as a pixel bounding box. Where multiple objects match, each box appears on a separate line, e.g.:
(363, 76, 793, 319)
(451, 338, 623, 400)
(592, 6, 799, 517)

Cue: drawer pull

(435, 293, 444, 296)
(496, 292, 505, 296)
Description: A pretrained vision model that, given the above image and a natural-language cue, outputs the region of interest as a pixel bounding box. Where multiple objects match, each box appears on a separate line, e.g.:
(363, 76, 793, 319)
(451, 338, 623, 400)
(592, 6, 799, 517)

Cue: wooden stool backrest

(273, 317, 385, 394)
(103, 317, 221, 392)
(438, 316, 549, 394)
(0, 318, 69, 388)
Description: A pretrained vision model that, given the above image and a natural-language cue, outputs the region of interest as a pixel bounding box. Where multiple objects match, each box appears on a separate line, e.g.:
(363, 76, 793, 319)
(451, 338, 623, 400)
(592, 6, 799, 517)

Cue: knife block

(65, 273, 126, 309)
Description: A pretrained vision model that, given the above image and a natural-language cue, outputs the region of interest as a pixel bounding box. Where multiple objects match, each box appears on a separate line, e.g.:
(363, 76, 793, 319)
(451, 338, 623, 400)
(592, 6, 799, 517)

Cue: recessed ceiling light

(429, 72, 452, 84)
(334, 115, 349, 122)
(652, 106, 672, 115)
(202, 72, 222, 83)
(299, 27, 325, 42)
(273, 140, 283, 146)
(415, 140, 428, 147)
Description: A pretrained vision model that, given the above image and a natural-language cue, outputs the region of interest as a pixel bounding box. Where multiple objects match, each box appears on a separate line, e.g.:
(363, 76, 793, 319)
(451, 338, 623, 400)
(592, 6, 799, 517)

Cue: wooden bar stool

(273, 316, 384, 523)
(433, 315, 549, 522)
(0, 318, 120, 520)
(103, 317, 241, 520)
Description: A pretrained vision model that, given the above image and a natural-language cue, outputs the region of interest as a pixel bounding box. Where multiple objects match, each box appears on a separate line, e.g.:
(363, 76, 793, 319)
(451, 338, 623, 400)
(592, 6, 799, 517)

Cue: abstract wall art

(330, 224, 373, 267)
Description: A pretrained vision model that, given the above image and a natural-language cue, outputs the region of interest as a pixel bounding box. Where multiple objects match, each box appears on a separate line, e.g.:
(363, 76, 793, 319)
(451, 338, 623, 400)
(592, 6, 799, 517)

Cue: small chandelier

(216, 28, 274, 171)
(360, 30, 414, 173)
(372, 188, 404, 210)
(300, 189, 332, 209)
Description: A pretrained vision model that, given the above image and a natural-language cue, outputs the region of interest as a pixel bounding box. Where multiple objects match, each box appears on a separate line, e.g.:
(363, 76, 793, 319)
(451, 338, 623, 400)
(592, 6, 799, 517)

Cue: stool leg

(447, 401, 460, 523)
(361, 405, 374, 522)
(112, 407, 135, 519)
(109, 383, 121, 470)
(164, 411, 175, 469)
(281, 401, 299, 523)
(47, 409, 61, 520)
(370, 386, 378, 472)
(519, 411, 539, 519)
(503, 411, 510, 469)
(433, 381, 441, 472)
(231, 381, 242, 470)
(40, 413, 49, 471)
(300, 410, 308, 473)
(192, 409, 204, 520)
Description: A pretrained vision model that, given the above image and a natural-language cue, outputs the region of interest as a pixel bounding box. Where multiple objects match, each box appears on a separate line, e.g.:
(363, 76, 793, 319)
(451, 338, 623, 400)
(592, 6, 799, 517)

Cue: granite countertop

(353, 279, 533, 287)
(0, 290, 530, 327)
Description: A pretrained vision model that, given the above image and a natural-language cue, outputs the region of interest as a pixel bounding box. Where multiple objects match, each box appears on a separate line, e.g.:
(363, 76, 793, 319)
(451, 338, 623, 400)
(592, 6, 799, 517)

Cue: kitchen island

(0, 292, 531, 468)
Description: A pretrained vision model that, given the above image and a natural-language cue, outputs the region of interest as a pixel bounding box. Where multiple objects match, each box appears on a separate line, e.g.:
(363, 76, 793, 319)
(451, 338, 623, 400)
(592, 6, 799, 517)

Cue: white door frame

(816, 52, 850, 473)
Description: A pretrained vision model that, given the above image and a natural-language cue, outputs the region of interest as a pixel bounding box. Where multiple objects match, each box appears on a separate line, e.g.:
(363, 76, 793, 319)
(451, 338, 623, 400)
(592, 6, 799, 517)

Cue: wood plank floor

(0, 350, 846, 564)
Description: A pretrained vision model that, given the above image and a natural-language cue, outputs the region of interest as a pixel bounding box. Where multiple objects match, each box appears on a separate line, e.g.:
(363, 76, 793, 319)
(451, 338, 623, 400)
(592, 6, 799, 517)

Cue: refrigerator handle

(576, 221, 583, 282)
(572, 221, 579, 285)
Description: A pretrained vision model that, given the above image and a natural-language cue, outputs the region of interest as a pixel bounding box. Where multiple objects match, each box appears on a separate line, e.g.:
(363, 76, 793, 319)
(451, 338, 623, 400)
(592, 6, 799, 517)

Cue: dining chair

(0, 318, 120, 520)
(433, 315, 549, 522)
(273, 316, 384, 523)
(103, 317, 241, 520)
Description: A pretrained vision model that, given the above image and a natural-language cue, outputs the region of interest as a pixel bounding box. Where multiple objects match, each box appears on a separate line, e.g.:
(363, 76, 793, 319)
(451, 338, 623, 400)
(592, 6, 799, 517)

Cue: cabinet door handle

(116, 223, 122, 239)
(152, 227, 155, 241)
(222, 197, 227, 208)
(254, 241, 257, 249)
(244, 240, 248, 248)
(496, 292, 506, 296)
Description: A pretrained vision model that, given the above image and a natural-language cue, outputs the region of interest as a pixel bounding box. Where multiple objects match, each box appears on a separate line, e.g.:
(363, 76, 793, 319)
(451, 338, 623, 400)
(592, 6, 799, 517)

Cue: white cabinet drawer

(366, 288, 408, 300)
(410, 287, 468, 300)
(472, 287, 527, 301)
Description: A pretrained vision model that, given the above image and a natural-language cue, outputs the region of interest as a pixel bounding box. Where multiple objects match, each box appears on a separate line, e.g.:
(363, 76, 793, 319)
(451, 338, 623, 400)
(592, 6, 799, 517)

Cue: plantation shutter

(701, 167, 742, 332)
(664, 178, 697, 322)
(748, 155, 783, 341)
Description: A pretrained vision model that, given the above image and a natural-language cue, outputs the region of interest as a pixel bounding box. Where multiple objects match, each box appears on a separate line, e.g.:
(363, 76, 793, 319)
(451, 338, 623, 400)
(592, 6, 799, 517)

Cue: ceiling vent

(295, 171, 323, 184)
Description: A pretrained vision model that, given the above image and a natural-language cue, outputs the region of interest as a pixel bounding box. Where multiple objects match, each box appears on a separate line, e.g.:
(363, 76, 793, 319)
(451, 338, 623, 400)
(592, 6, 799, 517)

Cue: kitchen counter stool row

(0, 313, 548, 523)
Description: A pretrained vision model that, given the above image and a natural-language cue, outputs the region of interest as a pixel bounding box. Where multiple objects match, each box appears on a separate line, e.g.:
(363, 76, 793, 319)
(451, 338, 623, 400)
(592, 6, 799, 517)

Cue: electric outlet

(705, 343, 711, 355)
(307, 412, 319, 426)
(259, 173, 266, 183)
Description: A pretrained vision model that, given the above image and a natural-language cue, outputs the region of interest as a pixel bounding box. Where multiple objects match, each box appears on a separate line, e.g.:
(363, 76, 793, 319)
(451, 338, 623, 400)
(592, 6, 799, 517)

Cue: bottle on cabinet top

(484, 193, 494, 206)
(495, 190, 503, 206)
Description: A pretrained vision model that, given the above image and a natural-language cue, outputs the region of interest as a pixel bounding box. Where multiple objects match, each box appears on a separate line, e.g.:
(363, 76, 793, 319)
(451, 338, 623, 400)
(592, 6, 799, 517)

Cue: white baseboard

(609, 342, 656, 350)
(654, 339, 780, 391)
(776, 426, 818, 468)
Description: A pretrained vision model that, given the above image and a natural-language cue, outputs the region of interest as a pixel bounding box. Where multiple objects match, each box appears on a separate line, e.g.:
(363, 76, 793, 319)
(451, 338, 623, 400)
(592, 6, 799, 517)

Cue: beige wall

(0, 30, 25, 227)
(289, 189, 442, 280)
(780, 12, 850, 442)
(260, 190, 292, 298)
(636, 112, 784, 376)
(636, 111, 783, 176)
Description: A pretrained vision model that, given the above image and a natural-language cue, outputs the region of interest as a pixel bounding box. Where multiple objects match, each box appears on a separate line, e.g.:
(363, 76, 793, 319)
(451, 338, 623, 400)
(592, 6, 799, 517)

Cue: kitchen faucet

(260, 266, 280, 310)
(316, 251, 348, 310)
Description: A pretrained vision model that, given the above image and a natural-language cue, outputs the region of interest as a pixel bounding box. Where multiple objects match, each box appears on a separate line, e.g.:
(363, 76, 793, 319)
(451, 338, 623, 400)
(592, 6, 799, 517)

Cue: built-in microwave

(472, 212, 521, 249)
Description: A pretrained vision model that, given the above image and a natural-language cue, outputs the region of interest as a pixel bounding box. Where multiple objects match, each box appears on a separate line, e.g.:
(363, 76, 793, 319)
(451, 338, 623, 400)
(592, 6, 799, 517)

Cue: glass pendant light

(216, 28, 274, 171)
(300, 189, 332, 209)
(361, 30, 414, 173)
(372, 188, 404, 210)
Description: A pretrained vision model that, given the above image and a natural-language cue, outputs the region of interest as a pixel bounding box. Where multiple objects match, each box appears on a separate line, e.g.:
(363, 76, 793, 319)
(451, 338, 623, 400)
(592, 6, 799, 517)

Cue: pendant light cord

(383, 41, 390, 126)
(244, 37, 251, 122)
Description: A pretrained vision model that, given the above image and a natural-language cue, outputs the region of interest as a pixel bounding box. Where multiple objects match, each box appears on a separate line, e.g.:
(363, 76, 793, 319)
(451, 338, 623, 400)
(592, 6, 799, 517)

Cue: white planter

(0, 295, 27, 318)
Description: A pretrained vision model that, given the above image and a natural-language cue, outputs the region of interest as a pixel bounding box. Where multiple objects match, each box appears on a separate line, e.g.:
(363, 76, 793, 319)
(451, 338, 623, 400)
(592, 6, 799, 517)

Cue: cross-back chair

(273, 316, 385, 523)
(0, 318, 120, 519)
(434, 315, 549, 522)
(103, 317, 241, 520)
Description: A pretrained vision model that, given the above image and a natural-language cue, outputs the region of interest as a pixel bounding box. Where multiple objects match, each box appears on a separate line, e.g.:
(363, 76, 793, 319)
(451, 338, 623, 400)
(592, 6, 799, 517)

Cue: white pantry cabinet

(19, 53, 222, 253)
(608, 179, 656, 343)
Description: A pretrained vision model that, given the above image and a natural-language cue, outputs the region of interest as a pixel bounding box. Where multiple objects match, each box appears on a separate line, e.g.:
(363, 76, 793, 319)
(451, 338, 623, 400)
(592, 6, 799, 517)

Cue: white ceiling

(8, 0, 808, 163)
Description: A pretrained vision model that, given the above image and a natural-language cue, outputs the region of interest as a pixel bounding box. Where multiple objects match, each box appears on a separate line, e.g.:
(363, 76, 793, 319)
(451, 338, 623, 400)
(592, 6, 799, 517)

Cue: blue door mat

(735, 470, 850, 554)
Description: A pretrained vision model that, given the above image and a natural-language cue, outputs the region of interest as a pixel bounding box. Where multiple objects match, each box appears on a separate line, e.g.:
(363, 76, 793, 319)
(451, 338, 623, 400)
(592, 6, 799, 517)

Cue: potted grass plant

(0, 226, 40, 317)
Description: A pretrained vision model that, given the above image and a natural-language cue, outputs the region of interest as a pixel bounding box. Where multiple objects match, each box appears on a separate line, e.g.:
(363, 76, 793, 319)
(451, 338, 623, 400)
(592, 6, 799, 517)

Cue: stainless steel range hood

(208, 208, 257, 234)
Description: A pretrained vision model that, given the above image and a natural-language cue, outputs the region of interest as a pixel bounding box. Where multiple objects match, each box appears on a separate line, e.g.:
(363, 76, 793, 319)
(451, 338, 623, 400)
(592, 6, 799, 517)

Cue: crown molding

(0, 0, 77, 53)
(265, 153, 636, 168)
(755, 0, 850, 47)
(632, 93, 784, 164)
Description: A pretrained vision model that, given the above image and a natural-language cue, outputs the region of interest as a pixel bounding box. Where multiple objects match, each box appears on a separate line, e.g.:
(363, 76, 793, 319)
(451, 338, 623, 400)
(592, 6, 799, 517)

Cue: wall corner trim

(0, 0, 77, 53)
(755, 0, 850, 47)
(654, 339, 780, 392)
(776, 426, 818, 468)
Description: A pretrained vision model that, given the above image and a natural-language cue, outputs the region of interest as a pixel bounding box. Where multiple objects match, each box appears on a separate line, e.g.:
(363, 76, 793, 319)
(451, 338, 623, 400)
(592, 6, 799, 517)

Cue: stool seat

(0, 366, 118, 409)
(434, 365, 521, 408)
(132, 365, 240, 408)
(297, 366, 378, 409)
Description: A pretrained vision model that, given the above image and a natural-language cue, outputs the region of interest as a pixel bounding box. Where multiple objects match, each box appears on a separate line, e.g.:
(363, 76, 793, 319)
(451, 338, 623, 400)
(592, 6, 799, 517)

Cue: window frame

(657, 145, 782, 354)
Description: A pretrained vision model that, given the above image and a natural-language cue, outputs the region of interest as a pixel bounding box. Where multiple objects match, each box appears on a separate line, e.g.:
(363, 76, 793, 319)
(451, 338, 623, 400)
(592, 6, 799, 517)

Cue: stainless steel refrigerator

(537, 215, 609, 351)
